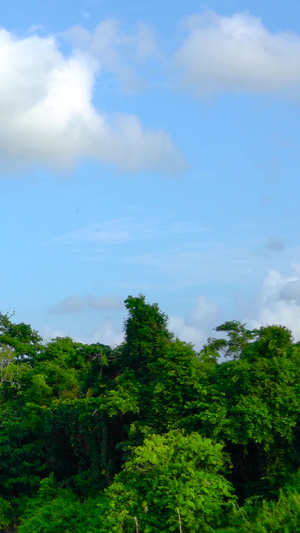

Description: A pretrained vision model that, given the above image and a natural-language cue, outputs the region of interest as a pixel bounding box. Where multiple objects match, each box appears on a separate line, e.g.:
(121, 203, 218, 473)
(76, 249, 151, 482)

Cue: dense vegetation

(0, 295, 299, 532)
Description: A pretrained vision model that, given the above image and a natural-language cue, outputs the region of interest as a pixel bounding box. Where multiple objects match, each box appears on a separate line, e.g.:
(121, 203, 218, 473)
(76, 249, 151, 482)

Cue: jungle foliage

(0, 296, 299, 532)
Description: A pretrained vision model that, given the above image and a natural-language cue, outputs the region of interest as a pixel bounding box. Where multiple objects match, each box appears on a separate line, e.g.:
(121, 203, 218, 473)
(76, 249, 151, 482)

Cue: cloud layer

(0, 26, 185, 173)
(175, 11, 300, 96)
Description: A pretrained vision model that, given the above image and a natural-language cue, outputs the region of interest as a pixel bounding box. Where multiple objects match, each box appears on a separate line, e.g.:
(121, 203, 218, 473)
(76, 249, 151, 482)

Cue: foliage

(18, 474, 107, 533)
(102, 430, 235, 532)
(122, 294, 172, 377)
(150, 339, 205, 431)
(220, 469, 300, 532)
(205, 320, 256, 360)
(0, 300, 298, 532)
(0, 496, 14, 529)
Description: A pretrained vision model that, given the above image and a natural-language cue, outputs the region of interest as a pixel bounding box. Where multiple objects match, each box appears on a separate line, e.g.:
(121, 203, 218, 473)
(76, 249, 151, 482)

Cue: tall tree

(122, 294, 172, 379)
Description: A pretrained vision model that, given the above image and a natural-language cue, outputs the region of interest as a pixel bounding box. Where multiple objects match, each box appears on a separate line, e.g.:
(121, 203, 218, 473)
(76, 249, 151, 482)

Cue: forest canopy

(0, 295, 299, 532)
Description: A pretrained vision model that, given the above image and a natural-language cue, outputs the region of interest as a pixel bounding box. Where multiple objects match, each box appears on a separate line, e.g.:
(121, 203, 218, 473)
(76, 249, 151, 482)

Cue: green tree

(0, 312, 42, 362)
(150, 339, 204, 431)
(102, 430, 235, 533)
(205, 321, 256, 361)
(213, 325, 300, 498)
(122, 294, 172, 377)
(18, 474, 107, 533)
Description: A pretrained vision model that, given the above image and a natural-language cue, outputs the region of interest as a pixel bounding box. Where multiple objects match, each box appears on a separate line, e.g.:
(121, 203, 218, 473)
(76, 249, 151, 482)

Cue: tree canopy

(0, 295, 299, 532)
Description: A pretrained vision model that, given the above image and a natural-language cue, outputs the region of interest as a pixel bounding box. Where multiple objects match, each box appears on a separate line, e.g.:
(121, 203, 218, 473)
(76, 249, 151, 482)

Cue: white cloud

(0, 27, 185, 174)
(175, 11, 300, 96)
(169, 295, 220, 350)
(168, 316, 207, 349)
(50, 294, 124, 314)
(84, 320, 124, 346)
(168, 267, 300, 350)
(246, 266, 300, 341)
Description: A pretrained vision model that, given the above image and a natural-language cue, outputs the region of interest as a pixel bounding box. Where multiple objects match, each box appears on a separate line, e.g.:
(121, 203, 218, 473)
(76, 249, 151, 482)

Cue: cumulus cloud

(51, 294, 124, 314)
(247, 266, 300, 341)
(169, 295, 220, 350)
(175, 11, 300, 96)
(0, 26, 185, 174)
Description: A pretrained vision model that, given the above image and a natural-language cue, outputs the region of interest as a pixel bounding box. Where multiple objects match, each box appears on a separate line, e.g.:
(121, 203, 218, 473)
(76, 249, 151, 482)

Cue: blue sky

(1, 0, 300, 348)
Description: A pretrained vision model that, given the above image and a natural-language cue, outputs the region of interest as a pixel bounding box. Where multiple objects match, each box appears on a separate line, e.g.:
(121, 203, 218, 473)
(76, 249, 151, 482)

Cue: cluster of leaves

(0, 297, 299, 532)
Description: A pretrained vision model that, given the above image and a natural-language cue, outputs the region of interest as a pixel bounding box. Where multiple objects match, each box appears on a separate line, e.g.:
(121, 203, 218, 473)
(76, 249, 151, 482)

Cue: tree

(213, 325, 300, 498)
(150, 339, 204, 431)
(122, 294, 172, 377)
(204, 321, 256, 361)
(102, 430, 235, 533)
(0, 312, 42, 362)
(0, 344, 28, 388)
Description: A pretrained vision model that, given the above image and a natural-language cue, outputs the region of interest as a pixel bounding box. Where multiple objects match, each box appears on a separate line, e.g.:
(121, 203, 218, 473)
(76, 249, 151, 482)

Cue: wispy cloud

(55, 217, 207, 248)
(175, 11, 300, 96)
(64, 19, 162, 88)
(128, 235, 300, 285)
(128, 245, 258, 285)
(56, 218, 157, 245)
